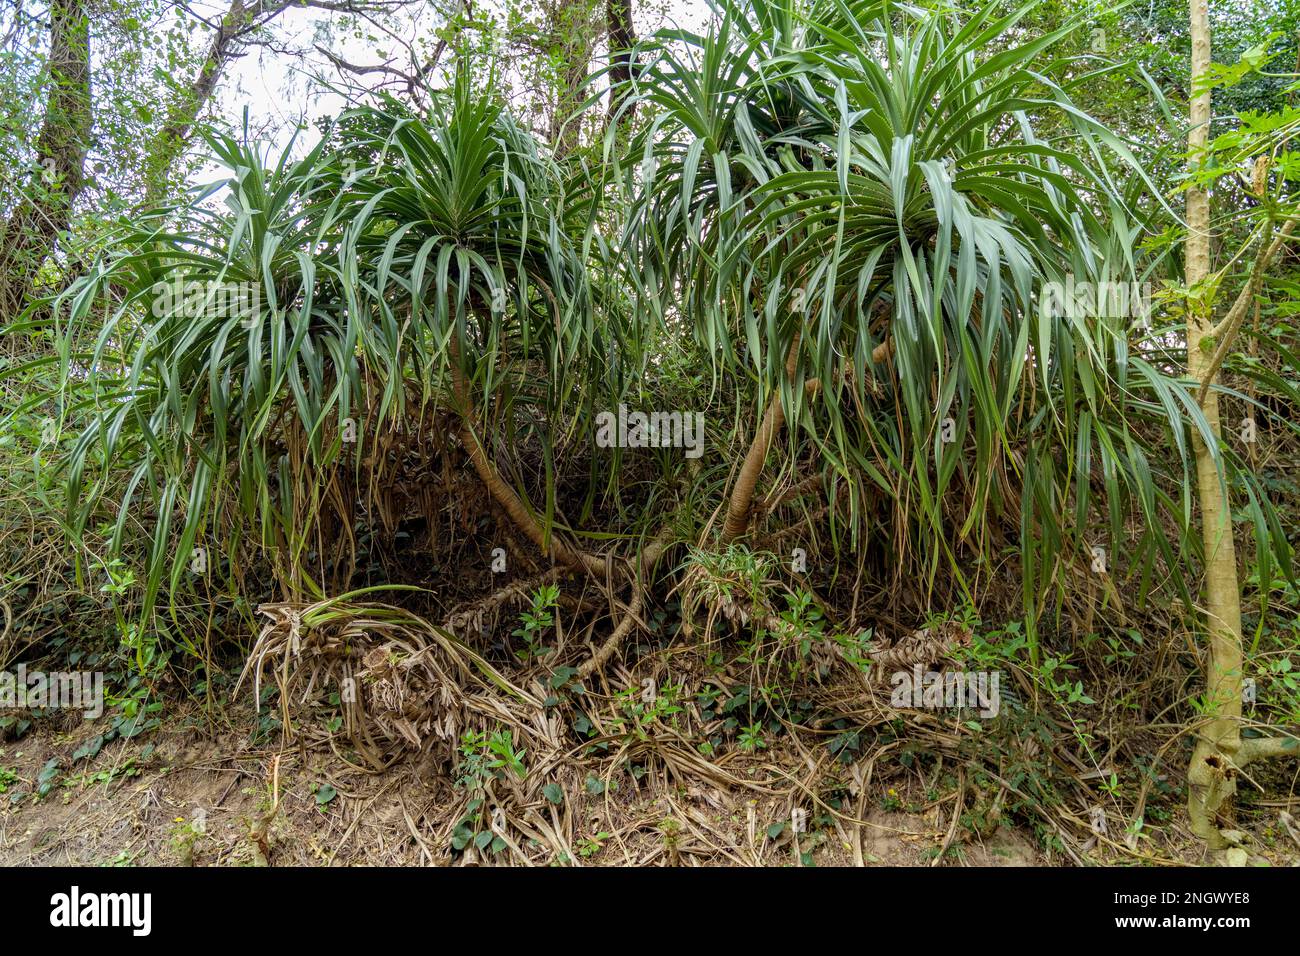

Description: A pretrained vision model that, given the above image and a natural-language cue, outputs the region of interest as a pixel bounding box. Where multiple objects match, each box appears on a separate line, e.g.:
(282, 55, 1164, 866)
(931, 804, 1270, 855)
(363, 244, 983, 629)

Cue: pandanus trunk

(720, 334, 802, 543)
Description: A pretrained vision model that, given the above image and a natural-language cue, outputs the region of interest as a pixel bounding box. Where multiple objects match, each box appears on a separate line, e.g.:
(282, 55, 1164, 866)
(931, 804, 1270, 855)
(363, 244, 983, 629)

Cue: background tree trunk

(152, 1, 250, 187)
(545, 0, 603, 159)
(607, 0, 634, 126)
(0, 0, 91, 318)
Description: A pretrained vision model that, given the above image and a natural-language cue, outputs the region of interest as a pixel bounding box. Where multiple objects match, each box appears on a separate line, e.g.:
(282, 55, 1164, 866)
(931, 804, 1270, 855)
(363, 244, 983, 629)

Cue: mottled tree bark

(607, 0, 634, 125)
(0, 0, 91, 317)
(148, 0, 278, 199)
(1178, 0, 1300, 850)
(545, 0, 604, 159)
(1184, 0, 1245, 851)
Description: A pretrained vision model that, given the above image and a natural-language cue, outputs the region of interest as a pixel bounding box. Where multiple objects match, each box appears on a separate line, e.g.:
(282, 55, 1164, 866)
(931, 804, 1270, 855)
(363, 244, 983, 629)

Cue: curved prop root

(578, 585, 645, 679)
(576, 531, 671, 678)
(447, 339, 673, 678)
(448, 338, 604, 576)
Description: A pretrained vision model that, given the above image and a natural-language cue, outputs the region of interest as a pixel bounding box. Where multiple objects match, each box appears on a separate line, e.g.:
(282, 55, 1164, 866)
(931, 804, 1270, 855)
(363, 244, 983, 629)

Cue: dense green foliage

(1, 0, 1298, 863)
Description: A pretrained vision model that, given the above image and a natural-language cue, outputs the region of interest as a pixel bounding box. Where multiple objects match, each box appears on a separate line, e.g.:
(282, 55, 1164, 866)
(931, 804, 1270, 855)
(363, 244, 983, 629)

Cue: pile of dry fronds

(236, 597, 545, 770)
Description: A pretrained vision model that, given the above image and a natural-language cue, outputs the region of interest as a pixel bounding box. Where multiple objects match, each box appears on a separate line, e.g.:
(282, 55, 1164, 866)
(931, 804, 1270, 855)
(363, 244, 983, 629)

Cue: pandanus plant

(331, 71, 618, 573)
(617, 0, 1289, 644)
(48, 69, 629, 637)
(50, 124, 352, 637)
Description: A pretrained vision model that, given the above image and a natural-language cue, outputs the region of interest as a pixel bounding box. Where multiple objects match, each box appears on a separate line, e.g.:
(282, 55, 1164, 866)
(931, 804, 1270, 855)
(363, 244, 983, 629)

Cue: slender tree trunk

(147, 0, 272, 199)
(546, 0, 603, 159)
(607, 0, 635, 126)
(0, 0, 91, 318)
(1185, 0, 1244, 848)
